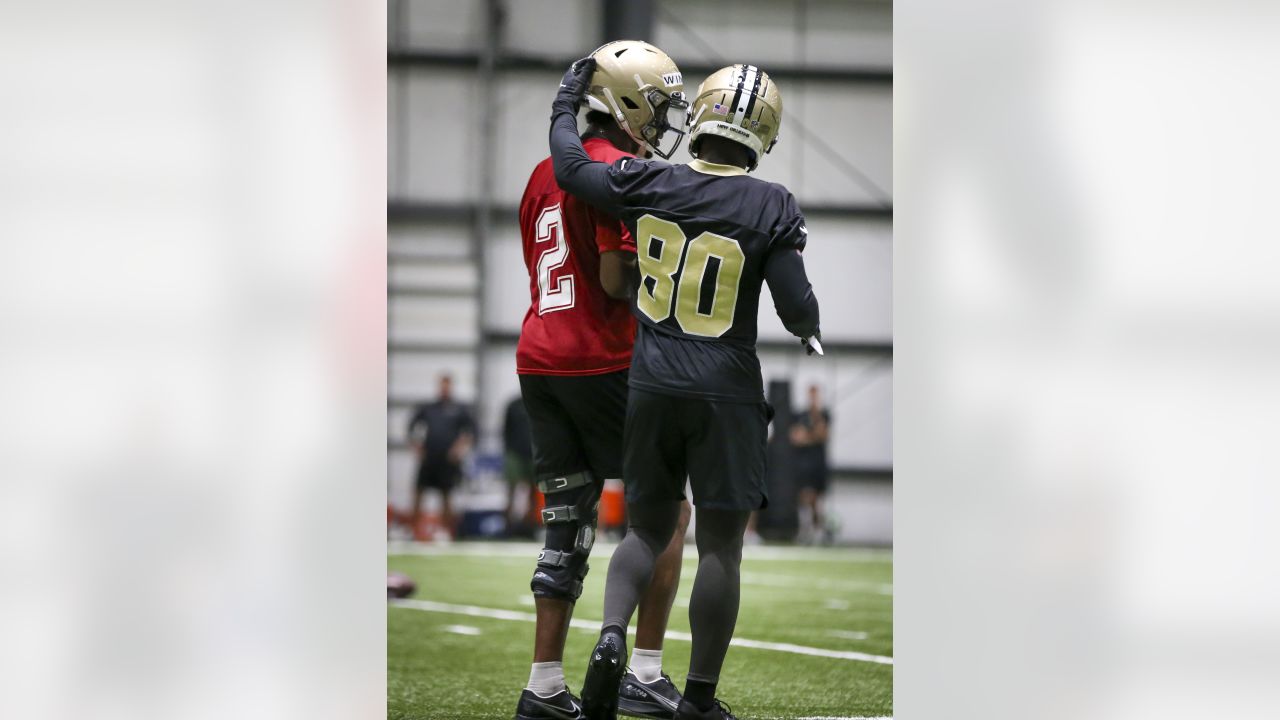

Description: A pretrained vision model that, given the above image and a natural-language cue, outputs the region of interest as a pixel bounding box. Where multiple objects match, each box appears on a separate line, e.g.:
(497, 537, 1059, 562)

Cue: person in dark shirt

(407, 374, 475, 540)
(549, 58, 822, 720)
(790, 384, 832, 544)
(501, 395, 535, 533)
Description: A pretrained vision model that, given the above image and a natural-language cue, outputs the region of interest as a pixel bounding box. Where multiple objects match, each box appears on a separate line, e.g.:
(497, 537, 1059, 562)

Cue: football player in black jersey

(549, 58, 822, 720)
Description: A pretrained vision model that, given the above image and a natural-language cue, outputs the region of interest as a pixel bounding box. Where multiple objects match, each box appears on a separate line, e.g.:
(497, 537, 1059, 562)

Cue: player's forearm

(765, 250, 821, 338)
(548, 107, 613, 206)
(780, 293, 820, 338)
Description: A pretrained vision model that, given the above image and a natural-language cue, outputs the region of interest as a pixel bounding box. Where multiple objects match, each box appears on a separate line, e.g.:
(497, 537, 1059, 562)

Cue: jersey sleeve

(764, 191, 821, 338)
(771, 191, 809, 253)
(602, 157, 659, 208)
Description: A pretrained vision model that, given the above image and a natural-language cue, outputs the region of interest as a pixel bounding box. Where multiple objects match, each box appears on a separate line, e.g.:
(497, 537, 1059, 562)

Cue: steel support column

(474, 0, 505, 436)
(603, 0, 654, 42)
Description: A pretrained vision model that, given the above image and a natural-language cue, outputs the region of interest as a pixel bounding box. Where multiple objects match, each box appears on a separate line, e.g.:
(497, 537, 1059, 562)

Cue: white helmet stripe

(733, 65, 758, 126)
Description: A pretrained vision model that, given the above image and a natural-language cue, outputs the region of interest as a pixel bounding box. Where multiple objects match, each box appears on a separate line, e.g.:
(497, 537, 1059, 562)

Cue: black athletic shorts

(798, 462, 830, 493)
(416, 459, 460, 492)
(623, 388, 770, 511)
(518, 370, 628, 483)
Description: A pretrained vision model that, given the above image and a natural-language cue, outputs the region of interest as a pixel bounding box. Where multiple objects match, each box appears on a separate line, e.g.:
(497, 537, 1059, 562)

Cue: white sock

(526, 661, 566, 697)
(630, 647, 663, 684)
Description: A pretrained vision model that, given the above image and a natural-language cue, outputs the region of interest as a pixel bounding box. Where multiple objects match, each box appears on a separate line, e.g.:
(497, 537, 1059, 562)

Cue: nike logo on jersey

(799, 225, 808, 235)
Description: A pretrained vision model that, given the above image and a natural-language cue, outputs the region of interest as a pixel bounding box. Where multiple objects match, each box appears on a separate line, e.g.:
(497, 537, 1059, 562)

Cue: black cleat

(515, 688, 585, 720)
(617, 670, 682, 719)
(580, 630, 627, 719)
(674, 698, 738, 720)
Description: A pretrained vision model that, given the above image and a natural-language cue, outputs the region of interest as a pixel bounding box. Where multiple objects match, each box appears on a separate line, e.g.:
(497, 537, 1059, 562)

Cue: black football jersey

(592, 157, 821, 402)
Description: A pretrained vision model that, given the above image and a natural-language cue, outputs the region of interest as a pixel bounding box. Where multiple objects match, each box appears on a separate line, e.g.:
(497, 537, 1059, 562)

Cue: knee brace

(531, 471, 601, 602)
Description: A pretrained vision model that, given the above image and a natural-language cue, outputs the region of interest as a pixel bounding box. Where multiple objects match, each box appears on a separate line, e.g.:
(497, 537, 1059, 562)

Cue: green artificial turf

(388, 542, 892, 719)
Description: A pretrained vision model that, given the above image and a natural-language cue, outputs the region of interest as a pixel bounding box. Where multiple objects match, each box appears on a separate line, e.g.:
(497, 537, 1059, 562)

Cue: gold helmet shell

(687, 65, 782, 171)
(583, 40, 689, 159)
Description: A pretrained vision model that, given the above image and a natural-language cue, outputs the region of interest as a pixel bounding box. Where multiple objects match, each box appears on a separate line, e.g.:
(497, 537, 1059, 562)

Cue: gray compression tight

(602, 501, 750, 684)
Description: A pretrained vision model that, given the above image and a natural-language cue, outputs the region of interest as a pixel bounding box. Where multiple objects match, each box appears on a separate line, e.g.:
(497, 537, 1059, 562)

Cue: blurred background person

(790, 383, 832, 544)
(407, 374, 475, 540)
(502, 394, 538, 537)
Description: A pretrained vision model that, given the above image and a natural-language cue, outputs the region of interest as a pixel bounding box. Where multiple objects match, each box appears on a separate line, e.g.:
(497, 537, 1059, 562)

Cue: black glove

(554, 57, 596, 112)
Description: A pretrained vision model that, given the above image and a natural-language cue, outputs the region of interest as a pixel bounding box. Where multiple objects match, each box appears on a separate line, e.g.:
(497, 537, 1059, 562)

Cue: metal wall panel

(395, 0, 484, 51)
(390, 258, 479, 292)
(401, 68, 480, 202)
(788, 82, 892, 204)
(504, 0, 601, 56)
(654, 0, 892, 69)
(389, 69, 405, 192)
(389, 349, 477, 400)
(654, 0, 806, 68)
(389, 446, 418, 509)
(389, 222, 473, 260)
(389, 406, 414, 445)
(758, 349, 892, 467)
(389, 295, 480, 344)
(480, 340, 522, 453)
(483, 222, 530, 331)
(757, 217, 892, 342)
(800, 1, 893, 67)
(492, 71, 575, 205)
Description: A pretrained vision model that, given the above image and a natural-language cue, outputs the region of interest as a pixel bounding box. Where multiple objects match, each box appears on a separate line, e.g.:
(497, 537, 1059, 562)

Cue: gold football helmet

(582, 40, 688, 159)
(687, 65, 783, 171)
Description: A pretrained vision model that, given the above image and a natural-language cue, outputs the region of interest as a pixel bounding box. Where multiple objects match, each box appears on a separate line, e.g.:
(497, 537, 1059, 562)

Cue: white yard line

(390, 599, 894, 666)
(442, 624, 482, 636)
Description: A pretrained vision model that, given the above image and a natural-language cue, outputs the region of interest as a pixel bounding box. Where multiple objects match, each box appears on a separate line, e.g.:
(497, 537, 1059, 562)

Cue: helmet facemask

(638, 88, 688, 160)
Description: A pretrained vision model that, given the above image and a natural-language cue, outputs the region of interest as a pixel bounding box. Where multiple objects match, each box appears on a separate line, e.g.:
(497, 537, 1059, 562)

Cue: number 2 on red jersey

(535, 204, 575, 315)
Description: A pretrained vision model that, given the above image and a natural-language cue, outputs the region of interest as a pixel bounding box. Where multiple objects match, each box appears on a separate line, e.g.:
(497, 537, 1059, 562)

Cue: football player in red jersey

(512, 41, 692, 720)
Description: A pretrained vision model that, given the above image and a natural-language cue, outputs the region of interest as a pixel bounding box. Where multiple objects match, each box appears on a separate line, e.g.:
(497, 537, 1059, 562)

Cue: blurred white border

(0, 1, 387, 718)
(897, 0, 1280, 717)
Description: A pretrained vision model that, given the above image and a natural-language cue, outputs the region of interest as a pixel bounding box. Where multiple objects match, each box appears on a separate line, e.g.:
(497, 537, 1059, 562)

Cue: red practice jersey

(516, 138, 637, 375)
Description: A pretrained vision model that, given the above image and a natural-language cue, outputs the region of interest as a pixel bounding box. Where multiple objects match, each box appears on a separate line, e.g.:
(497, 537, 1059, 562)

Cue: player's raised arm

(763, 199, 821, 346)
(548, 58, 618, 209)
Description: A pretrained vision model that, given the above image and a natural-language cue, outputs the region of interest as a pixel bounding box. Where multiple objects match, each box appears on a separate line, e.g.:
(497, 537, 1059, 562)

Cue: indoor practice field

(387, 541, 893, 719)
